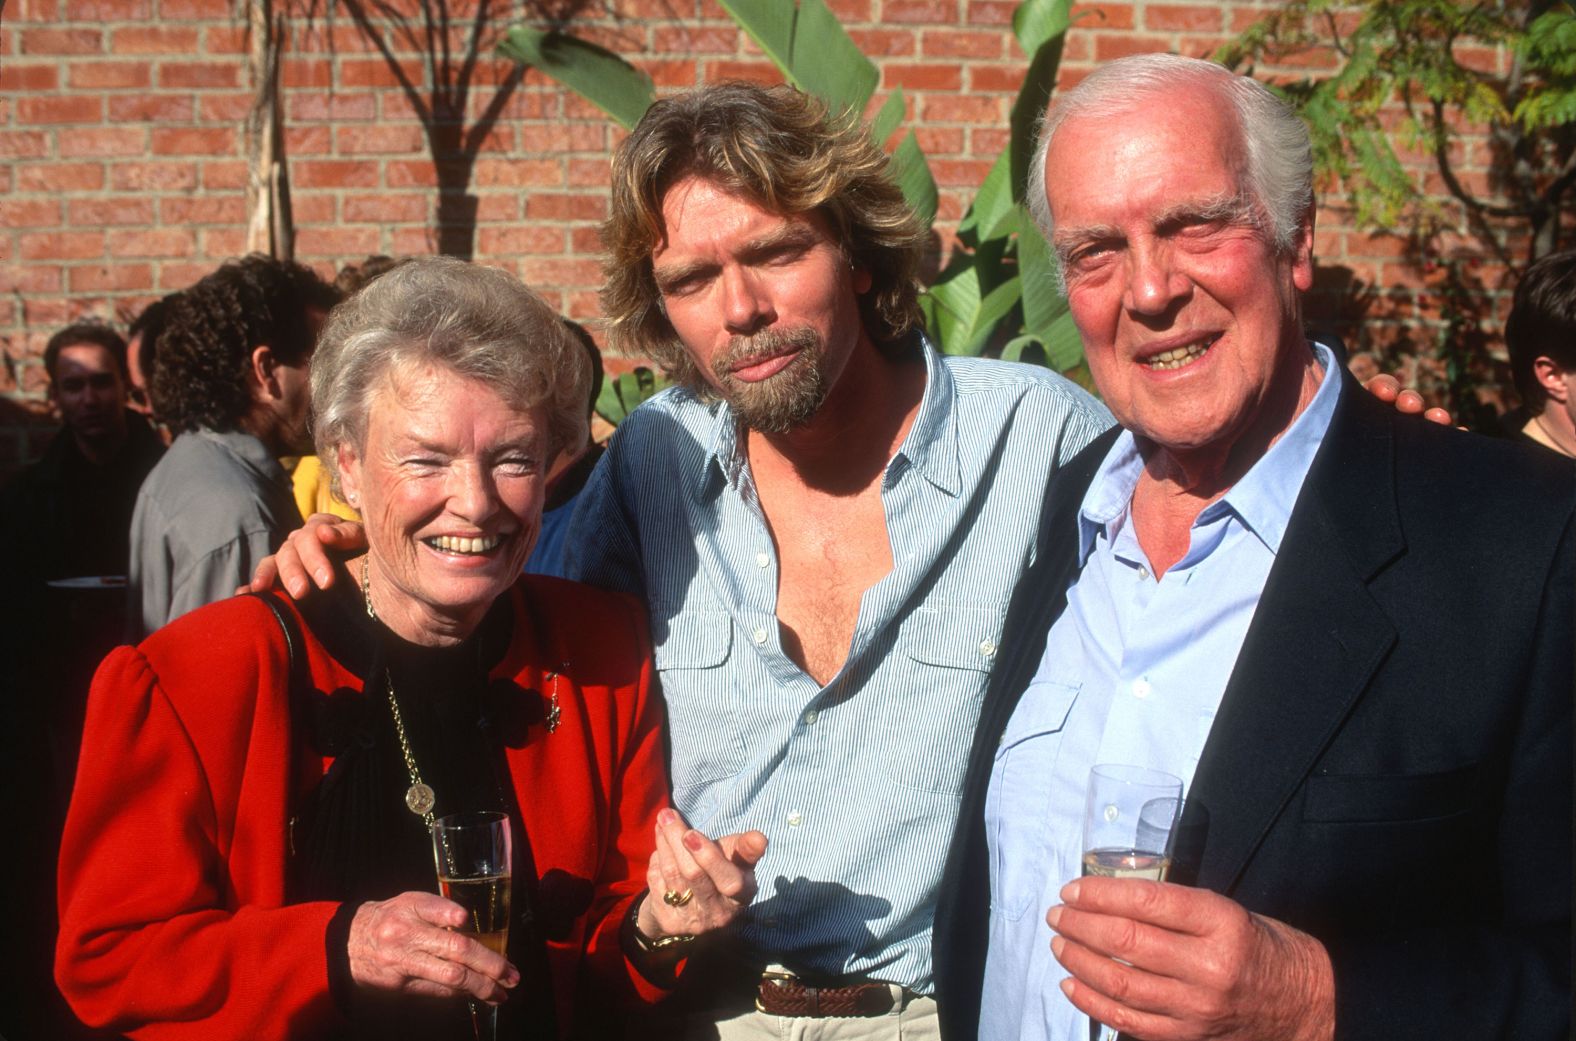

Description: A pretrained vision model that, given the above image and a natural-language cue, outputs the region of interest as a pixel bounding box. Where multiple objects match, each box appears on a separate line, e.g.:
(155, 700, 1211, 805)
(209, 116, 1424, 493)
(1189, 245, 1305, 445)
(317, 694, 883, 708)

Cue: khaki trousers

(680, 992, 939, 1041)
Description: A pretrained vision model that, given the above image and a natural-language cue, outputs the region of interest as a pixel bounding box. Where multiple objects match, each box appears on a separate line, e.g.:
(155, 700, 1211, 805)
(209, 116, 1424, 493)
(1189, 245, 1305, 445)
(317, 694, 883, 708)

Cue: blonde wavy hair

(600, 82, 928, 387)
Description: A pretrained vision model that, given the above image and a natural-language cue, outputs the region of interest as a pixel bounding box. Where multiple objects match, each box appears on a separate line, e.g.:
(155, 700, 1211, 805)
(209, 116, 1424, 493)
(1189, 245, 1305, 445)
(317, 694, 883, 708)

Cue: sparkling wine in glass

(1080, 764, 1183, 1041)
(431, 811, 512, 1041)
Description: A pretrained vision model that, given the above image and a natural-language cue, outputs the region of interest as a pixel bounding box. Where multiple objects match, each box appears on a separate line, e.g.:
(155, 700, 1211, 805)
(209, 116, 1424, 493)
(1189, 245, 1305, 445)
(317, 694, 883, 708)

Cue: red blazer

(57, 575, 671, 1040)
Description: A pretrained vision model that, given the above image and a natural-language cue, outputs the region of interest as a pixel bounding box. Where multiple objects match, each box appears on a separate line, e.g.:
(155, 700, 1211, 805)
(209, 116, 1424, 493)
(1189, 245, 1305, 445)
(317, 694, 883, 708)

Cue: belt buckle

(755, 968, 797, 1013)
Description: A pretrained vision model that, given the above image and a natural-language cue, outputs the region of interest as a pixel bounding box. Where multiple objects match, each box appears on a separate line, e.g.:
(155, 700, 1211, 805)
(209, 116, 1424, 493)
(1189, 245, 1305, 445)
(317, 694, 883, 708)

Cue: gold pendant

(406, 782, 436, 816)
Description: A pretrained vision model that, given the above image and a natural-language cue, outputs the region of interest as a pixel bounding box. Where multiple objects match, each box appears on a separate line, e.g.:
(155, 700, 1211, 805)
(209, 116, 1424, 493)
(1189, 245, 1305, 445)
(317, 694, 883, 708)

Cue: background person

(57, 257, 766, 1041)
(128, 253, 341, 638)
(1504, 248, 1576, 457)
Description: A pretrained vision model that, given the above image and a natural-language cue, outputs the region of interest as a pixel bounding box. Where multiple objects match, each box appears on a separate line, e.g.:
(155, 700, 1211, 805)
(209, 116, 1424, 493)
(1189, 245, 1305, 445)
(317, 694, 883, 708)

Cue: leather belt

(754, 969, 898, 1018)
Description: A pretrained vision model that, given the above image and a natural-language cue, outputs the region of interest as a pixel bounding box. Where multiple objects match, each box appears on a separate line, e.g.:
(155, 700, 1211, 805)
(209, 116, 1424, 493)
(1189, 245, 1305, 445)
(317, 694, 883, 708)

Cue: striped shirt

(563, 339, 1111, 991)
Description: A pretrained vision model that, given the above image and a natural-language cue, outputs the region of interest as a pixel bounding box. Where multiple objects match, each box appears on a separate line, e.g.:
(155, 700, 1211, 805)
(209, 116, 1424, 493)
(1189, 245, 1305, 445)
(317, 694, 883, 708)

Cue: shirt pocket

(988, 675, 1081, 922)
(651, 608, 746, 791)
(885, 606, 1006, 794)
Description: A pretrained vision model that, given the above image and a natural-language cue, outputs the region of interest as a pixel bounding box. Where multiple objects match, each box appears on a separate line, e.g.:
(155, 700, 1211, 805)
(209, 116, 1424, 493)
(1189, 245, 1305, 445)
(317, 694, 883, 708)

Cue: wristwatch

(626, 894, 698, 955)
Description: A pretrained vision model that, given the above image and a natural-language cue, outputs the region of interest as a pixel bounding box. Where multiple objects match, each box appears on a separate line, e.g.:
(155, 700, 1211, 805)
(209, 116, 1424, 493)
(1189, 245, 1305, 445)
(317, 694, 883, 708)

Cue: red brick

(468, 124, 518, 154)
(108, 94, 194, 121)
(570, 226, 603, 254)
(384, 161, 439, 188)
(293, 226, 382, 256)
(281, 58, 333, 89)
(59, 126, 144, 157)
(389, 226, 437, 256)
(158, 62, 241, 89)
(295, 160, 379, 189)
(0, 199, 63, 228)
(3, 64, 61, 89)
(17, 162, 104, 191)
(920, 94, 1002, 122)
(967, 0, 1017, 25)
(1143, 3, 1223, 32)
(472, 158, 562, 189)
(201, 161, 248, 190)
(157, 261, 219, 289)
(16, 95, 99, 124)
(289, 93, 378, 122)
(652, 27, 737, 53)
(110, 161, 199, 191)
(343, 194, 429, 223)
(288, 195, 337, 225)
(199, 93, 253, 122)
(109, 26, 197, 53)
(701, 61, 783, 86)
(1093, 35, 1177, 62)
(929, 158, 995, 187)
(849, 29, 917, 56)
(65, 0, 151, 19)
(68, 60, 150, 89)
(69, 197, 156, 226)
(920, 29, 1004, 58)
(477, 226, 567, 255)
(20, 28, 102, 54)
(827, 0, 872, 20)
(200, 228, 247, 257)
(160, 196, 247, 224)
(970, 65, 1026, 93)
(642, 59, 700, 88)
(914, 126, 965, 154)
(568, 158, 609, 188)
(520, 257, 604, 286)
(70, 263, 154, 292)
(157, 0, 227, 16)
(1072, 2, 1136, 29)
(339, 60, 405, 88)
(202, 24, 246, 55)
(152, 127, 239, 155)
(524, 194, 608, 221)
(472, 195, 521, 222)
(284, 126, 333, 156)
(21, 231, 105, 261)
(337, 124, 424, 154)
(108, 228, 197, 258)
(885, 0, 958, 23)
(884, 63, 963, 92)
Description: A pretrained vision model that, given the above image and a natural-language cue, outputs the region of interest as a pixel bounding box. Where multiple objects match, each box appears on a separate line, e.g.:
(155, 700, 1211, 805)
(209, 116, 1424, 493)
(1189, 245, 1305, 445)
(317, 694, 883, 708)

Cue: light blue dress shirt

(980, 342, 1342, 1041)
(564, 339, 1111, 990)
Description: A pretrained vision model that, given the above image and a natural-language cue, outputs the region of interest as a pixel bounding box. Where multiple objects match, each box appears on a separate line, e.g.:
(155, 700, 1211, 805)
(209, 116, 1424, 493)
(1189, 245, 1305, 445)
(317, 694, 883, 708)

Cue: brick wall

(0, 0, 1534, 472)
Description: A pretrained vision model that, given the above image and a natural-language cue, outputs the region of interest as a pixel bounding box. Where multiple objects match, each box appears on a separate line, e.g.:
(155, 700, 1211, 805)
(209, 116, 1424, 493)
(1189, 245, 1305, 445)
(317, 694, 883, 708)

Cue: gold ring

(662, 888, 694, 908)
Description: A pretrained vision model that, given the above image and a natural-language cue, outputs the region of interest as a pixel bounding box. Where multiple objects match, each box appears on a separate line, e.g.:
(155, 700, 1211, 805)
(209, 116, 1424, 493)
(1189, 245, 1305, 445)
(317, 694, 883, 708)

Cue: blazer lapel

(1185, 381, 1405, 894)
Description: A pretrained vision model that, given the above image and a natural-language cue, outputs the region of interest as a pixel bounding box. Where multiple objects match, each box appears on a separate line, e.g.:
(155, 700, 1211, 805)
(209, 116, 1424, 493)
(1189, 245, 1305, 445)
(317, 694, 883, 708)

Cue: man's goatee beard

(711, 326, 827, 435)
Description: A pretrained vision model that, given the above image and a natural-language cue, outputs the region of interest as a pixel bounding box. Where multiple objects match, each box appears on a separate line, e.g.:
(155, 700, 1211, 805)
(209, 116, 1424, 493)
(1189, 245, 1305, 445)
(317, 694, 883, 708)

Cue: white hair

(1028, 53, 1313, 257)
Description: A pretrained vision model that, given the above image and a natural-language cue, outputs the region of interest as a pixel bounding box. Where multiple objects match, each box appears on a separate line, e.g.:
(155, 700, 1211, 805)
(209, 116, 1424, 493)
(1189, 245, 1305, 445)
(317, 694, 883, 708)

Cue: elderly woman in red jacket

(56, 257, 765, 1041)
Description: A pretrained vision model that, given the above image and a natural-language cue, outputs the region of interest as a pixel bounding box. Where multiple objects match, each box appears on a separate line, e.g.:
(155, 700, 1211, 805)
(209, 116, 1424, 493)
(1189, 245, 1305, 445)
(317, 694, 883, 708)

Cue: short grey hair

(1028, 53, 1314, 256)
(310, 256, 589, 495)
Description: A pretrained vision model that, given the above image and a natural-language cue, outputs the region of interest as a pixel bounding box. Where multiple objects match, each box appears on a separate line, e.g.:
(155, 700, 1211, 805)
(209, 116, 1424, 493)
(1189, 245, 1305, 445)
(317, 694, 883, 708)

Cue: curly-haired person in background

(128, 254, 342, 638)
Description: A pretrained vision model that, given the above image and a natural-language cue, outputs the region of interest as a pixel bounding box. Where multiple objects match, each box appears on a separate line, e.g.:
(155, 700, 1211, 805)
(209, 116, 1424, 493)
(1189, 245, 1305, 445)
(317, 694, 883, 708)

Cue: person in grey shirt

(129, 255, 340, 638)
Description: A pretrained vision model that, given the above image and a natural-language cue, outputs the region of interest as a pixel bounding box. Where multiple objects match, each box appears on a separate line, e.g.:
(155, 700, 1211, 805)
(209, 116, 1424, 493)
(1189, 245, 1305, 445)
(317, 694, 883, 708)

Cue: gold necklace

(362, 556, 437, 827)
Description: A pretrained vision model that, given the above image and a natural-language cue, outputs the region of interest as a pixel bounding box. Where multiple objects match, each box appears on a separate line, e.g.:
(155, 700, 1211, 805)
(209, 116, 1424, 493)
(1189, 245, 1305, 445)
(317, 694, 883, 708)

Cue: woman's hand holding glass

(635, 808, 768, 941)
(346, 891, 520, 1004)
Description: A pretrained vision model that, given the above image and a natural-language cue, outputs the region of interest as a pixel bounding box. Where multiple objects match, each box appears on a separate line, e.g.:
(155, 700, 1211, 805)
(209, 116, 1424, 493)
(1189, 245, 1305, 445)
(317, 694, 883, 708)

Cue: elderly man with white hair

(934, 53, 1571, 1041)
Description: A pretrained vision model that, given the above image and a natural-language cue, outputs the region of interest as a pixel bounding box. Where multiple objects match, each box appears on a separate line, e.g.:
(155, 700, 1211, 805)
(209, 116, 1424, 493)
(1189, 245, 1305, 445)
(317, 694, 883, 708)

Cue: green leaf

(595, 367, 672, 426)
(870, 88, 907, 149)
(1008, 0, 1070, 202)
(891, 130, 938, 228)
(719, 0, 879, 117)
(498, 27, 655, 130)
(1013, 0, 1072, 54)
(1001, 334, 1050, 367)
(925, 266, 983, 356)
(1015, 211, 1067, 334)
(1040, 309, 1086, 371)
(961, 151, 1017, 243)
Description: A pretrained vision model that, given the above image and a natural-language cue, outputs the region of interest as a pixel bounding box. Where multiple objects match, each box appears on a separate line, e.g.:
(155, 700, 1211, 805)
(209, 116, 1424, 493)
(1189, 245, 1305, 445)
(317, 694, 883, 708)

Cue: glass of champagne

(431, 811, 512, 1041)
(1080, 764, 1183, 1041)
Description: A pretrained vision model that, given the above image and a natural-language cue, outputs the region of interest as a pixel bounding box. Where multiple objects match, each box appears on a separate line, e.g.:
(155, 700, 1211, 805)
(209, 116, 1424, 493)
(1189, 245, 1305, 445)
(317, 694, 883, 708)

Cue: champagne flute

(1080, 764, 1183, 1041)
(431, 811, 512, 1041)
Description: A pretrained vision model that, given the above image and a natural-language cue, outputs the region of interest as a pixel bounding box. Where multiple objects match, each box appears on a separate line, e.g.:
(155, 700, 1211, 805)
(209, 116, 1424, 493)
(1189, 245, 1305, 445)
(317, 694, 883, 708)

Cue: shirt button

(979, 639, 996, 658)
(1137, 565, 1150, 580)
(753, 627, 768, 645)
(1132, 679, 1151, 699)
(755, 551, 770, 568)
(802, 709, 819, 725)
(787, 811, 803, 827)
